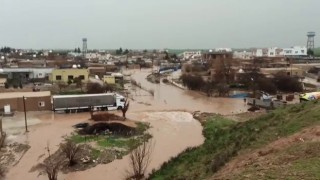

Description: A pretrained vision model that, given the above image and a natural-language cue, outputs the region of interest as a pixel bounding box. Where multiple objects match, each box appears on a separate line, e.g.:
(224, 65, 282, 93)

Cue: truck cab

(115, 94, 125, 110)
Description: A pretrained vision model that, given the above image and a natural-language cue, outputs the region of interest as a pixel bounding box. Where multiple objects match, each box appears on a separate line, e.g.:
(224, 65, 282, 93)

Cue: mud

(79, 122, 136, 136)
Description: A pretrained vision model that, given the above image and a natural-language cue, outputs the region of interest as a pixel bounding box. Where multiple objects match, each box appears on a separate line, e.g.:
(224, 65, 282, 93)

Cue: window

(120, 98, 125, 102)
(56, 75, 61, 80)
(301, 50, 305, 53)
(79, 75, 85, 80)
(38, 101, 45, 107)
(68, 75, 74, 80)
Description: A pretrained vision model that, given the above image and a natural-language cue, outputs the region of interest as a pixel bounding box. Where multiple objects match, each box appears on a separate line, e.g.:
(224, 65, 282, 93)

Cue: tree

(39, 145, 61, 180)
(57, 81, 67, 93)
(123, 49, 129, 55)
(87, 82, 105, 94)
(143, 49, 148, 53)
(126, 140, 153, 180)
(180, 74, 204, 90)
(60, 140, 81, 166)
(121, 100, 130, 120)
(73, 77, 83, 92)
(307, 48, 314, 56)
(74, 48, 77, 53)
(274, 73, 303, 92)
(4, 82, 9, 89)
(77, 47, 81, 53)
(67, 79, 72, 86)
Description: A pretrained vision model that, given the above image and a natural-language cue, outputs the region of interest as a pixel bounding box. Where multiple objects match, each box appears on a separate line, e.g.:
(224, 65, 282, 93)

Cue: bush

(4, 83, 9, 89)
(274, 74, 303, 92)
(257, 78, 277, 94)
(162, 79, 169, 83)
(180, 74, 204, 90)
(87, 83, 105, 94)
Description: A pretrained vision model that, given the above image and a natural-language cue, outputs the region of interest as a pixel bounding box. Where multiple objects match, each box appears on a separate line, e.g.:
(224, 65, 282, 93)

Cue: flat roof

(0, 91, 51, 99)
(260, 67, 301, 71)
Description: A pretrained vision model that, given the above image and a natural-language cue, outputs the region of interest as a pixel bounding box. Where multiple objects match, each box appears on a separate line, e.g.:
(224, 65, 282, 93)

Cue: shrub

(256, 78, 277, 94)
(86, 83, 105, 94)
(4, 82, 9, 89)
(274, 74, 303, 92)
(180, 74, 204, 90)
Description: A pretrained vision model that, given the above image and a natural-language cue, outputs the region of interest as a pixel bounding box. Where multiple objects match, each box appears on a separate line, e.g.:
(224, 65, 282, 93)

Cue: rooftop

(0, 91, 51, 99)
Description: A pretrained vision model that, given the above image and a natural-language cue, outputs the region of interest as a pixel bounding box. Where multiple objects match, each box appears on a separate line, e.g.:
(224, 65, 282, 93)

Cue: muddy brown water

(128, 69, 247, 114)
(5, 69, 246, 180)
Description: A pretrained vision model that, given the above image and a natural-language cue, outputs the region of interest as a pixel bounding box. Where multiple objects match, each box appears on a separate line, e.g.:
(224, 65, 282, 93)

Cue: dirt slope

(213, 126, 320, 180)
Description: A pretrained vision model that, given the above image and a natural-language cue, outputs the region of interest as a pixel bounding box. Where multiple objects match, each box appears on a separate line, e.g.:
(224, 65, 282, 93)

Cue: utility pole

(23, 96, 28, 132)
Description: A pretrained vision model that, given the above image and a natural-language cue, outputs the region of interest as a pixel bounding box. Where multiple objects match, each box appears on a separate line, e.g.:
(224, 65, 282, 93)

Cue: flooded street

(4, 69, 246, 180)
(128, 69, 247, 114)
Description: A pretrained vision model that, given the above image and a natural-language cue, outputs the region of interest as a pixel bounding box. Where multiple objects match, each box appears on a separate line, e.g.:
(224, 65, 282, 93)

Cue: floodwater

(5, 69, 246, 180)
(128, 69, 247, 114)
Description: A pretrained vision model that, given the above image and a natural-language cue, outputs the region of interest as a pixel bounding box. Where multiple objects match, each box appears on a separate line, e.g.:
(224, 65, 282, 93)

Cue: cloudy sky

(0, 0, 319, 49)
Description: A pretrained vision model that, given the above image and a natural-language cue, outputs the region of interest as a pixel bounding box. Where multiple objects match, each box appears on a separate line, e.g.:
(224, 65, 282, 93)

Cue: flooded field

(3, 69, 247, 180)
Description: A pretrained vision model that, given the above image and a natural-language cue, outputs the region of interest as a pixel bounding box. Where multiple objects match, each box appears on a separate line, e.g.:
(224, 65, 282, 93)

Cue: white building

(233, 51, 253, 59)
(85, 53, 101, 59)
(215, 48, 232, 52)
(252, 46, 307, 58)
(0, 68, 54, 80)
(283, 46, 307, 56)
(182, 51, 201, 60)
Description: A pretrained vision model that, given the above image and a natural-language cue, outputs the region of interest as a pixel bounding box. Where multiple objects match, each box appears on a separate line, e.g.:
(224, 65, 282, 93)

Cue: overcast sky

(0, 0, 319, 49)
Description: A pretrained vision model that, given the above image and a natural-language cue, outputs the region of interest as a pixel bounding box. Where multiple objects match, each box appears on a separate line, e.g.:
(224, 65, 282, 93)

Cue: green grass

(97, 137, 127, 147)
(150, 101, 320, 180)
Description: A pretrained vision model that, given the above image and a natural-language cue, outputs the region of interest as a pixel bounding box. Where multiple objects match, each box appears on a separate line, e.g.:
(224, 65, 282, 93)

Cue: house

(233, 51, 253, 59)
(103, 75, 116, 84)
(183, 51, 201, 60)
(49, 68, 89, 83)
(283, 46, 307, 57)
(202, 51, 233, 67)
(0, 91, 52, 112)
(88, 67, 106, 78)
(0, 78, 6, 87)
(0, 68, 54, 83)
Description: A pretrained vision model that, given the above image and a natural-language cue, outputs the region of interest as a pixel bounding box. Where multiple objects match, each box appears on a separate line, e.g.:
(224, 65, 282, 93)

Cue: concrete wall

(50, 69, 89, 82)
(0, 96, 51, 112)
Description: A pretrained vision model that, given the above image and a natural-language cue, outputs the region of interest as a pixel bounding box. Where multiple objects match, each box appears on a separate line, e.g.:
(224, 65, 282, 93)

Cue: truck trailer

(52, 93, 125, 112)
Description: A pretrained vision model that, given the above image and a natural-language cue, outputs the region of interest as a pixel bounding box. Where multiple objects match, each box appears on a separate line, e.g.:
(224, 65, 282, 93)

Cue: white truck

(52, 93, 125, 113)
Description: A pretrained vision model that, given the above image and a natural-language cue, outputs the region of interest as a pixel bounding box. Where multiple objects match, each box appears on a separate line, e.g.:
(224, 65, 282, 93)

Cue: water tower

(307, 32, 316, 50)
(82, 38, 87, 56)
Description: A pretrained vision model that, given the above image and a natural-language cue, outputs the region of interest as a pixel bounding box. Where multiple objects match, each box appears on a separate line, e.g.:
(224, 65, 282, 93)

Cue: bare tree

(121, 100, 130, 120)
(126, 141, 153, 180)
(39, 145, 61, 180)
(60, 140, 81, 166)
